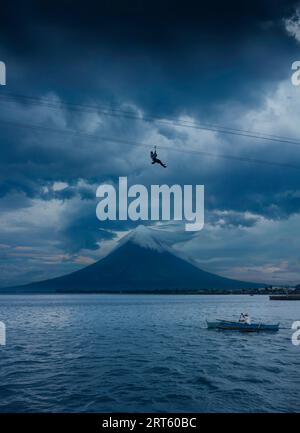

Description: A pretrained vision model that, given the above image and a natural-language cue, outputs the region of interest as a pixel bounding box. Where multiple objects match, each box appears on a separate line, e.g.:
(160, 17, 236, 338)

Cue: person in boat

(239, 313, 251, 324)
(150, 146, 167, 168)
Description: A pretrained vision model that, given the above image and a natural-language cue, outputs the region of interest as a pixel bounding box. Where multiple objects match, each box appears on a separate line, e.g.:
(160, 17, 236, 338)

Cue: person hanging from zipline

(150, 146, 167, 168)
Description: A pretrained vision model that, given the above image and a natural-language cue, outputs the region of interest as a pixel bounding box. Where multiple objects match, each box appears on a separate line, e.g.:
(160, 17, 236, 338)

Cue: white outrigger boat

(206, 319, 279, 332)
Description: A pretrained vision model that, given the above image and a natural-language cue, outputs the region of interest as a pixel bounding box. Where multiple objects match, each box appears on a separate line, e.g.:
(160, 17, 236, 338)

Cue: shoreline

(0, 291, 284, 296)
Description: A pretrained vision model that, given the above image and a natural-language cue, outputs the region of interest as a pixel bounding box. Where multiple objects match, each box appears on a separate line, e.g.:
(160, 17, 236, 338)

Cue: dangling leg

(157, 159, 167, 168)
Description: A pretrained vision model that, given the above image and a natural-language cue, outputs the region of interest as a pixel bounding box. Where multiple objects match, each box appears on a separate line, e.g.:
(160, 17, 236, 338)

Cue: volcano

(7, 225, 262, 293)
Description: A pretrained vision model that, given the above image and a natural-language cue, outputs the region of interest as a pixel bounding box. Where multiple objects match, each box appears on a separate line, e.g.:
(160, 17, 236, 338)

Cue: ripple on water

(0, 294, 299, 412)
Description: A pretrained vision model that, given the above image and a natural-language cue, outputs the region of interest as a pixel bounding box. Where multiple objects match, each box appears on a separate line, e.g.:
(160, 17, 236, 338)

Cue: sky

(1, 0, 300, 287)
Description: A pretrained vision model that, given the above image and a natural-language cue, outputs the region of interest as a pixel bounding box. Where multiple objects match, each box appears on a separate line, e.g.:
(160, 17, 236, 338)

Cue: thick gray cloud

(1, 1, 300, 286)
(1, 0, 299, 113)
(1, 78, 300, 286)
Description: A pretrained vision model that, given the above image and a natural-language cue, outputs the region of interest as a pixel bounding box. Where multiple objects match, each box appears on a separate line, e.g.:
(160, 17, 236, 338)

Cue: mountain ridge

(3, 225, 263, 293)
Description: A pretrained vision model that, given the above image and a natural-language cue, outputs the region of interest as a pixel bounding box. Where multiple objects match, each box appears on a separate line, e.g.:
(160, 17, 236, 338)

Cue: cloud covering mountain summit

(5, 225, 262, 293)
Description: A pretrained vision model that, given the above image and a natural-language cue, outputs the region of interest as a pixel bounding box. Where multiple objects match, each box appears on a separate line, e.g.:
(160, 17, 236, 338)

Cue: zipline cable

(1, 92, 300, 147)
(1, 118, 300, 171)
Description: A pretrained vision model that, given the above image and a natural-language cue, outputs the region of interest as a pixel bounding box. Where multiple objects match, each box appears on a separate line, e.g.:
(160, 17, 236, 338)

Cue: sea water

(0, 294, 299, 412)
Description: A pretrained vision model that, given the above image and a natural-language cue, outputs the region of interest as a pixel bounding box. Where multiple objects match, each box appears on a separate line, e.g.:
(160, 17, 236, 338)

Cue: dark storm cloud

(1, 0, 300, 113)
(1, 1, 300, 286)
(59, 213, 115, 253)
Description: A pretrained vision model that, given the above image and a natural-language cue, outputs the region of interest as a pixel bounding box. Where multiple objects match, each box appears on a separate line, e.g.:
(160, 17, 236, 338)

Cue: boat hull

(206, 320, 279, 332)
